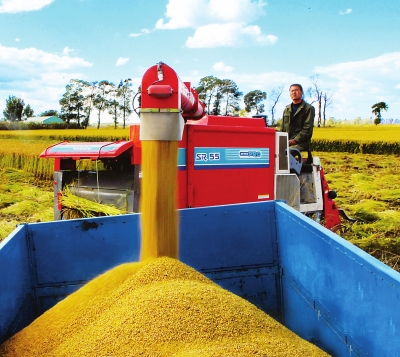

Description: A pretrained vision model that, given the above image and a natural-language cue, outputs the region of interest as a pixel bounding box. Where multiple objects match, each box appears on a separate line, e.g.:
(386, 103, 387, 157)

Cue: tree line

(56, 79, 136, 129)
(2, 79, 136, 129)
(2, 74, 343, 128)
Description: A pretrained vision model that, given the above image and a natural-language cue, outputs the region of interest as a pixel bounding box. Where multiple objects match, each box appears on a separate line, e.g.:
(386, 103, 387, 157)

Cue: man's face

(289, 86, 303, 102)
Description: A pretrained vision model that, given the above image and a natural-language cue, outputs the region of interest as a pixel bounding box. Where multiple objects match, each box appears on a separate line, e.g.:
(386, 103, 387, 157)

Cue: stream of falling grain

(139, 140, 179, 260)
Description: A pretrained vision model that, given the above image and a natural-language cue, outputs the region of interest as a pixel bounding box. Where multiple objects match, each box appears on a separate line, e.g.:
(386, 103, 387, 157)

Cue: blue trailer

(1, 201, 399, 356)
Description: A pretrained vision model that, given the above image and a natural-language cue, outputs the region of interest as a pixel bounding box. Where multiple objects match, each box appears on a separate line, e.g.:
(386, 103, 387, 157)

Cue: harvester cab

(40, 62, 350, 232)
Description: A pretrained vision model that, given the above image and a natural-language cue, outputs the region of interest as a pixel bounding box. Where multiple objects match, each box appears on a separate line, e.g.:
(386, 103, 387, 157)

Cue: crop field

(312, 124, 400, 142)
(1, 125, 400, 270)
(315, 151, 400, 270)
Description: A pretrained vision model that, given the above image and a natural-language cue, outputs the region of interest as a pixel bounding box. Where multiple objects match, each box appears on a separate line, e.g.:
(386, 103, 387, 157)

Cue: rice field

(1, 125, 400, 270)
(312, 124, 400, 142)
(0, 127, 130, 141)
(2, 123, 400, 141)
(316, 151, 400, 270)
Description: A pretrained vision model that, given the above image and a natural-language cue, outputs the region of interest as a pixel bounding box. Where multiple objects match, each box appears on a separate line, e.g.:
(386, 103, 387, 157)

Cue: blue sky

(0, 0, 399, 123)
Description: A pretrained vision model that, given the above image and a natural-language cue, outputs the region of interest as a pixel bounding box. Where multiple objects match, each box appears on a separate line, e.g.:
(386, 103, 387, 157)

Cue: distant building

(25, 116, 64, 124)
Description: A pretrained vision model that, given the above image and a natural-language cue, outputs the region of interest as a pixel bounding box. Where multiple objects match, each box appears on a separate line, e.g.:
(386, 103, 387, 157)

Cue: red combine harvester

(40, 62, 351, 231)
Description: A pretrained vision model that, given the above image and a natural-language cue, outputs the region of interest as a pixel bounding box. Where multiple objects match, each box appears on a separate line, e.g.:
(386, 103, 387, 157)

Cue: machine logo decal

(194, 147, 269, 169)
(195, 153, 208, 161)
(239, 150, 262, 158)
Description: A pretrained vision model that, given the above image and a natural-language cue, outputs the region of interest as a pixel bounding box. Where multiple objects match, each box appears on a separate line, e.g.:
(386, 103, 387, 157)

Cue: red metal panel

(185, 124, 276, 208)
(320, 168, 341, 230)
(129, 125, 142, 165)
(39, 141, 134, 160)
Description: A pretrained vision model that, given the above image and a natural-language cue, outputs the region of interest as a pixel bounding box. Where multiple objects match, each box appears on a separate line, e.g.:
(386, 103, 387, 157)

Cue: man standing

(281, 84, 315, 151)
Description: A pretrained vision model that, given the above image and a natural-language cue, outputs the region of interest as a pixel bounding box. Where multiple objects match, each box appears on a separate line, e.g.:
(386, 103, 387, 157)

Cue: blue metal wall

(0, 225, 35, 343)
(0, 214, 142, 345)
(1, 201, 400, 357)
(28, 214, 141, 314)
(276, 201, 400, 357)
(179, 202, 281, 319)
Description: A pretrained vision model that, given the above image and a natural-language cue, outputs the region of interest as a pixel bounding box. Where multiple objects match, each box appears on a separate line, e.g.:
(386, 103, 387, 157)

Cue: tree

(107, 82, 120, 129)
(211, 89, 223, 115)
(322, 92, 333, 127)
(40, 110, 59, 117)
(326, 117, 336, 126)
(23, 104, 34, 118)
(196, 76, 222, 114)
(308, 75, 323, 127)
(219, 79, 242, 116)
(269, 86, 284, 125)
(60, 79, 86, 127)
(81, 81, 98, 128)
(196, 76, 242, 116)
(244, 90, 267, 115)
(117, 79, 134, 129)
(3, 96, 24, 121)
(93, 80, 113, 129)
(371, 102, 388, 125)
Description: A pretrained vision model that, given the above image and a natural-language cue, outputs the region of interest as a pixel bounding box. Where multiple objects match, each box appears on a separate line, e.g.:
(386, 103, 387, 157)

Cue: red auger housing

(140, 61, 205, 141)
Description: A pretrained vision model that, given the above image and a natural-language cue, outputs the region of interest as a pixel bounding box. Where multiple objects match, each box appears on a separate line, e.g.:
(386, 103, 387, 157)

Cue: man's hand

(288, 139, 297, 146)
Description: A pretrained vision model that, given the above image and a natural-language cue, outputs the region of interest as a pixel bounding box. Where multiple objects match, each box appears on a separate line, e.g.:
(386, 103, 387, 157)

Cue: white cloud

(0, 45, 92, 114)
(62, 47, 74, 55)
(0, 45, 92, 72)
(0, 0, 54, 13)
(213, 61, 234, 73)
(315, 52, 400, 80)
(208, 0, 267, 23)
(155, 0, 205, 29)
(116, 57, 129, 66)
(129, 28, 151, 37)
(339, 8, 352, 15)
(15, 38, 20, 42)
(314, 52, 400, 118)
(186, 23, 277, 48)
(156, 0, 275, 48)
(156, 0, 266, 29)
(186, 23, 241, 48)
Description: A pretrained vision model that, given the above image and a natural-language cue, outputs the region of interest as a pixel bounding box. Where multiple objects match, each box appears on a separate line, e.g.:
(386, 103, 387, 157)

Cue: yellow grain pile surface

(140, 140, 179, 260)
(0, 257, 330, 357)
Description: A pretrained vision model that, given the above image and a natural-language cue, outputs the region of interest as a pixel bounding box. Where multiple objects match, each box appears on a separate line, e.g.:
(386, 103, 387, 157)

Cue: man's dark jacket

(281, 100, 315, 151)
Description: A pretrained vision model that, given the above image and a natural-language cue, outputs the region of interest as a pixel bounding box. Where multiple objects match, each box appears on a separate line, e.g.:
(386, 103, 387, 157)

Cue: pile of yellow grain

(0, 257, 330, 357)
(140, 140, 179, 260)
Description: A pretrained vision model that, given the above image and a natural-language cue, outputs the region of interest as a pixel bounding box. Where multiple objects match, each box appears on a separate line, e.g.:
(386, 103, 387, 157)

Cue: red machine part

(141, 62, 205, 120)
(129, 125, 141, 165)
(320, 168, 341, 231)
(39, 141, 135, 160)
(175, 116, 276, 209)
